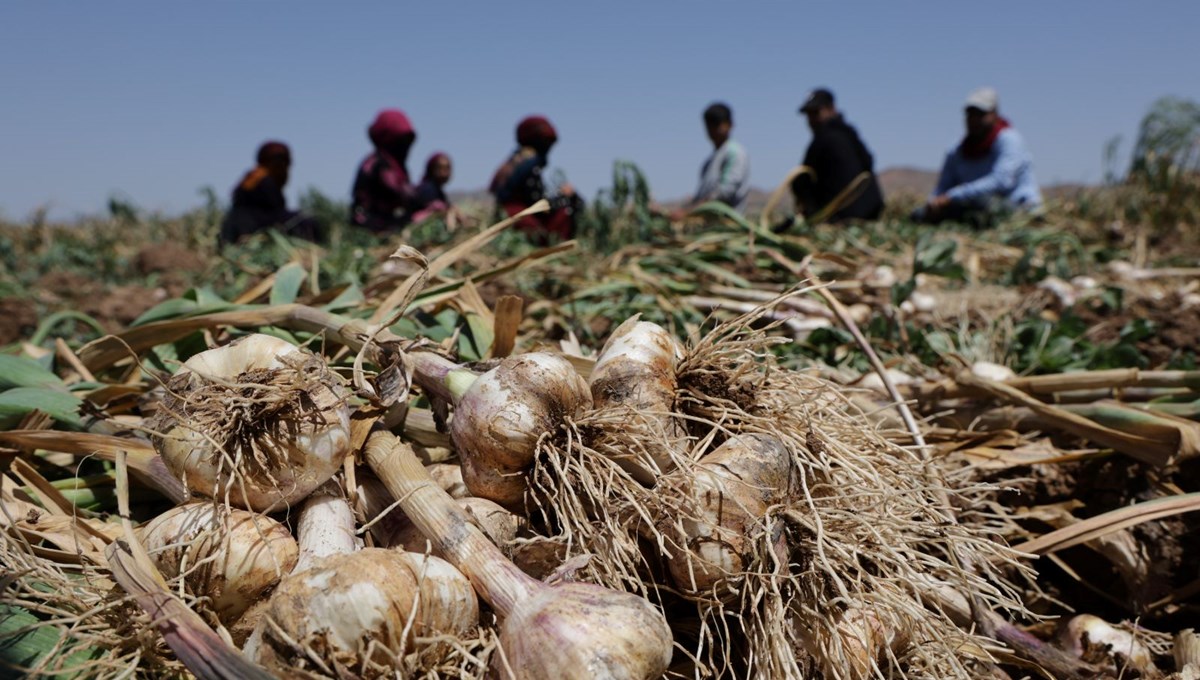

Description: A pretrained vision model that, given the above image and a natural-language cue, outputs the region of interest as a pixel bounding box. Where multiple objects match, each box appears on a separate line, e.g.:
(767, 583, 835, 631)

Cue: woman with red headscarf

(219, 141, 323, 247)
(350, 109, 420, 233)
(489, 115, 584, 244)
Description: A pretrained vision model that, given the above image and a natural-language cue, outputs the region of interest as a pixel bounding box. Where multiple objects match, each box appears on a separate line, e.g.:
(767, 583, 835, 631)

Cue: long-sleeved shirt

(793, 116, 884, 221)
(693, 139, 749, 210)
(933, 128, 1042, 210)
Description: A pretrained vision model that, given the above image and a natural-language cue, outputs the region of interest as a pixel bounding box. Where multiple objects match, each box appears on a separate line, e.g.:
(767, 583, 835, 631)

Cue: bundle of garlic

(366, 429, 673, 680)
(246, 490, 481, 678)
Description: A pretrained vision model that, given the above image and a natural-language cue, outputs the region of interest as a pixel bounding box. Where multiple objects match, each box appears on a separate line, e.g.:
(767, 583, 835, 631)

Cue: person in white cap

(915, 87, 1042, 225)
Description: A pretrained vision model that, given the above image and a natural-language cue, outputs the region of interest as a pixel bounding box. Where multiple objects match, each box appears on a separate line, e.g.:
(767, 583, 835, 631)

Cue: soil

(1073, 290, 1200, 368)
(82, 285, 166, 331)
(990, 456, 1198, 624)
(134, 242, 207, 276)
(0, 297, 38, 344)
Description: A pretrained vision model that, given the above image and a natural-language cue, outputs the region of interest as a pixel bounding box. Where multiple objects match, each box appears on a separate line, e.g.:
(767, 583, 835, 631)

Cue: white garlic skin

(155, 334, 351, 512)
(140, 501, 297, 623)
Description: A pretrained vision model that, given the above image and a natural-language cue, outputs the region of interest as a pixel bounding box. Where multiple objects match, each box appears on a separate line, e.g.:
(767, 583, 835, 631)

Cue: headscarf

(423, 152, 450, 183)
(516, 115, 557, 154)
(255, 141, 291, 166)
(368, 109, 417, 163)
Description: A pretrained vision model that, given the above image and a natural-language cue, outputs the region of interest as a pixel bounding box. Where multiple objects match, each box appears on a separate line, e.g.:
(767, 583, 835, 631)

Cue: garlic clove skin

(139, 501, 297, 623)
(395, 552, 480, 641)
(496, 582, 673, 680)
(153, 334, 352, 512)
(252, 548, 478, 676)
(426, 463, 468, 498)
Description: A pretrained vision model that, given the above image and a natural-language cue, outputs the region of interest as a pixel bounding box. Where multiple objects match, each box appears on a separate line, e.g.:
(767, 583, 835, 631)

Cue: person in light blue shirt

(671, 102, 750, 219)
(914, 87, 1043, 225)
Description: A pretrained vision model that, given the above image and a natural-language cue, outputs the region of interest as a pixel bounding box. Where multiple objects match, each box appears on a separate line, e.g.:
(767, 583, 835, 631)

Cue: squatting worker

(410, 152, 467, 230)
(914, 87, 1043, 226)
(489, 115, 584, 245)
(671, 102, 750, 220)
(219, 141, 323, 247)
(350, 109, 420, 233)
(783, 88, 884, 230)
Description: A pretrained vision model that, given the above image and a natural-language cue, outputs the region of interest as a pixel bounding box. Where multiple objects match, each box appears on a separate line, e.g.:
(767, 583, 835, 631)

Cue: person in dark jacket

(489, 115, 583, 244)
(350, 109, 420, 233)
(784, 88, 884, 229)
(219, 141, 322, 246)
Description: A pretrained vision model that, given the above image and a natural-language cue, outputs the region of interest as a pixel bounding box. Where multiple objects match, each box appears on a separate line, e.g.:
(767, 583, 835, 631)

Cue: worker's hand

(928, 195, 951, 215)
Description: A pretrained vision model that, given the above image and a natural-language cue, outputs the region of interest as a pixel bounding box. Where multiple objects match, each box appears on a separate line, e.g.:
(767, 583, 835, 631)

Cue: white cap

(964, 87, 999, 112)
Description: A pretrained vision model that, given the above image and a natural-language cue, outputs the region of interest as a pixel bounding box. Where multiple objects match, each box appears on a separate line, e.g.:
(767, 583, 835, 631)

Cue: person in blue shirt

(914, 87, 1043, 226)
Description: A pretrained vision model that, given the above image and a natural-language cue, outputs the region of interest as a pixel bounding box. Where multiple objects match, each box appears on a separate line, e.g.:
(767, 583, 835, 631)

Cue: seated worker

(671, 102, 750, 219)
(786, 88, 883, 227)
(219, 141, 322, 246)
(489, 115, 583, 244)
(914, 87, 1043, 226)
(350, 109, 419, 233)
(410, 152, 459, 226)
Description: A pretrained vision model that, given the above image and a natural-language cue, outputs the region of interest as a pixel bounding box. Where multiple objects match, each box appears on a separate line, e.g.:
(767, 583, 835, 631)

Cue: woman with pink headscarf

(350, 109, 420, 233)
(489, 115, 583, 244)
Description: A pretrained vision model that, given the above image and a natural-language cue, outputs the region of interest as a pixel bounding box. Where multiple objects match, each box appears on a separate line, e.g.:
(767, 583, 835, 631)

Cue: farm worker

(781, 88, 884, 230)
(219, 141, 323, 247)
(350, 108, 420, 233)
(671, 102, 750, 220)
(913, 87, 1043, 226)
(410, 152, 467, 229)
(489, 115, 584, 244)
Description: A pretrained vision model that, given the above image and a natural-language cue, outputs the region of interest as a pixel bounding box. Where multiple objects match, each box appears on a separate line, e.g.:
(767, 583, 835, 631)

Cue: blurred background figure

(410, 152, 467, 229)
(218, 141, 322, 247)
(914, 87, 1043, 226)
(670, 102, 750, 220)
(489, 115, 584, 245)
(350, 109, 419, 233)
(786, 88, 883, 228)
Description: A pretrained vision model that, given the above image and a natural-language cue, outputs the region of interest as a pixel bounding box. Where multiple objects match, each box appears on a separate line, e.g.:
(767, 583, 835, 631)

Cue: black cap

(799, 88, 835, 114)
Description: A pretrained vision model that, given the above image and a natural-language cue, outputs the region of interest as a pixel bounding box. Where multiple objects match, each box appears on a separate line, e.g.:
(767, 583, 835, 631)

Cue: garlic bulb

(588, 317, 687, 483)
(252, 548, 479, 676)
(665, 434, 795, 594)
(139, 501, 298, 623)
(449, 352, 592, 510)
(152, 334, 352, 512)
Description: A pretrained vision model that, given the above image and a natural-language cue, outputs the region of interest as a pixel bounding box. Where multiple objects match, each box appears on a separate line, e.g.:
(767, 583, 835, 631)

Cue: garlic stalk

(139, 501, 298, 623)
(366, 429, 672, 679)
(152, 334, 352, 512)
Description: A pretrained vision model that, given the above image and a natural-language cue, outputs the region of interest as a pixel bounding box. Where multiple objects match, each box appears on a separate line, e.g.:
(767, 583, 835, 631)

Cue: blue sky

(1, 1, 1197, 221)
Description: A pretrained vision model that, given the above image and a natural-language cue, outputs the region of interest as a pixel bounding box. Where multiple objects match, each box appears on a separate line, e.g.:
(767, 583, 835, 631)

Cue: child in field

(410, 152, 458, 226)
(350, 109, 420, 233)
(669, 103, 750, 220)
(219, 141, 322, 247)
(489, 115, 584, 244)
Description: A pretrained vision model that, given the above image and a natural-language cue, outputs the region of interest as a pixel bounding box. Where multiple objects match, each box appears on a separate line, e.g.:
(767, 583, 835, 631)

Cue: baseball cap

(964, 87, 999, 112)
(799, 88, 835, 114)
